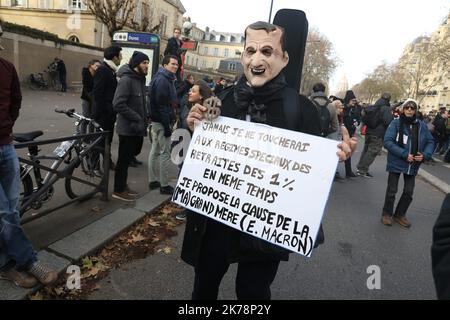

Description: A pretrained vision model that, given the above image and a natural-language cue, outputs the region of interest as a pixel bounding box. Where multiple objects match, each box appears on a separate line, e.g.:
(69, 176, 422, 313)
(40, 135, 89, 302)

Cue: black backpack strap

(282, 86, 301, 131)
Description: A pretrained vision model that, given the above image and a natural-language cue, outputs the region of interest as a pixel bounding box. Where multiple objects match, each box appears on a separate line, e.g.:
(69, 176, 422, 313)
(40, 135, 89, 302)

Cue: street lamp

(268, 0, 274, 23)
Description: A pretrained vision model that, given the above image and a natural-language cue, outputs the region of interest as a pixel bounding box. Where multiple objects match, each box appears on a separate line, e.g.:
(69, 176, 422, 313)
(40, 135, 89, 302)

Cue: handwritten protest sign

(172, 117, 339, 257)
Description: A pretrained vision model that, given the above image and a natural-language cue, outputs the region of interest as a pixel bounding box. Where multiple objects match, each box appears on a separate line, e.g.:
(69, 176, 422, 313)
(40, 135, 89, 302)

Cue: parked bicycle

(14, 108, 109, 218)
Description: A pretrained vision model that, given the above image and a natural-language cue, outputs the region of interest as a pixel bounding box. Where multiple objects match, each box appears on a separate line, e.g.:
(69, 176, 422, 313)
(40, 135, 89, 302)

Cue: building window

(224, 48, 229, 57)
(214, 48, 219, 56)
(203, 47, 209, 55)
(134, 0, 143, 24)
(11, 0, 26, 6)
(68, 0, 82, 9)
(160, 14, 168, 37)
(68, 35, 80, 43)
(39, 0, 49, 8)
(228, 62, 236, 71)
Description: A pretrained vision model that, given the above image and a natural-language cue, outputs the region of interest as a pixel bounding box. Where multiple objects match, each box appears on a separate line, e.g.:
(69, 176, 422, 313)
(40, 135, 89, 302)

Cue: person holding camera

(164, 27, 184, 82)
(381, 99, 434, 228)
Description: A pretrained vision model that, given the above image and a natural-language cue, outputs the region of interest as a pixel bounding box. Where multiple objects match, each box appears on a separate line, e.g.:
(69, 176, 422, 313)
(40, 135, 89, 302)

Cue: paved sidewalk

(0, 188, 173, 300)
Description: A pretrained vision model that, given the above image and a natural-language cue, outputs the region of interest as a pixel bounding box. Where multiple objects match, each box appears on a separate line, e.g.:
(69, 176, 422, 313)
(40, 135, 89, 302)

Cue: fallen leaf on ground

(29, 292, 44, 300)
(91, 206, 102, 213)
(147, 219, 160, 227)
(130, 233, 146, 243)
(54, 287, 65, 296)
(82, 257, 93, 269)
(157, 246, 171, 254)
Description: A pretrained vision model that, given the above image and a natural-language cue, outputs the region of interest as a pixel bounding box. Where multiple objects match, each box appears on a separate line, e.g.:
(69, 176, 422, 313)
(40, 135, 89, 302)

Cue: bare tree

(84, 0, 136, 38)
(300, 28, 339, 95)
(129, 0, 161, 33)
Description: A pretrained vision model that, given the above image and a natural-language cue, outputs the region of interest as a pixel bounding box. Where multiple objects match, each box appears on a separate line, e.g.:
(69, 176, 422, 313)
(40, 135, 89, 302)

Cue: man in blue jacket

(147, 55, 179, 195)
(381, 99, 434, 228)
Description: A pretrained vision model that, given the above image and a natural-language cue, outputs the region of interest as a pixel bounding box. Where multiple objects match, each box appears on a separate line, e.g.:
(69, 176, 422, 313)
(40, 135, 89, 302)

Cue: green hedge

(3, 21, 103, 51)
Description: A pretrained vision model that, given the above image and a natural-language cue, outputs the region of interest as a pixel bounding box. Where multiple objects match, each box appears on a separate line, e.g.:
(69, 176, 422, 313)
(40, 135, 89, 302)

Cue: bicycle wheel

(20, 171, 33, 217)
(65, 148, 105, 200)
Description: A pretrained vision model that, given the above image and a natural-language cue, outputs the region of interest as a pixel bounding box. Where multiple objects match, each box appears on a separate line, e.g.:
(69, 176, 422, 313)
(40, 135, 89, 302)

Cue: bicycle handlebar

(54, 108, 103, 130)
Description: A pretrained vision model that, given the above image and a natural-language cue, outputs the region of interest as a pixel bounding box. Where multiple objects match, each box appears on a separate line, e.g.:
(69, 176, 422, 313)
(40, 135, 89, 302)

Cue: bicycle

(14, 108, 109, 217)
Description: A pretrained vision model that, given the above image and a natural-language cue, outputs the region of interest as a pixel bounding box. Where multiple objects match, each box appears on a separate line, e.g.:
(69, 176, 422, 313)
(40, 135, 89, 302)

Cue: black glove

(164, 127, 172, 137)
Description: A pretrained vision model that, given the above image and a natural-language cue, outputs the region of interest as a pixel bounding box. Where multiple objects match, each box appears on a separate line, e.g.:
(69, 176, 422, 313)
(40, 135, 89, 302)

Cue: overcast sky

(181, 0, 450, 92)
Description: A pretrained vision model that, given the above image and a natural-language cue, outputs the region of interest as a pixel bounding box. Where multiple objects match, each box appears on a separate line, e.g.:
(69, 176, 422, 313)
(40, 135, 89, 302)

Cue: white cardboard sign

(172, 116, 339, 257)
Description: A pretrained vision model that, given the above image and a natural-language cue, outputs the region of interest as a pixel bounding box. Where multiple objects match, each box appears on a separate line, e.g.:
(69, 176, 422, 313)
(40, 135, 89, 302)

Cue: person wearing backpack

(356, 92, 393, 178)
(181, 21, 355, 300)
(310, 83, 338, 139)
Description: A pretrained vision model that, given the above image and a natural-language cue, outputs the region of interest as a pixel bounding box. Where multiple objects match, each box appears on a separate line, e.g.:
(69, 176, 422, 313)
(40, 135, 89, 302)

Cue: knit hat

(401, 99, 418, 113)
(129, 51, 149, 68)
(381, 92, 392, 101)
(344, 90, 356, 104)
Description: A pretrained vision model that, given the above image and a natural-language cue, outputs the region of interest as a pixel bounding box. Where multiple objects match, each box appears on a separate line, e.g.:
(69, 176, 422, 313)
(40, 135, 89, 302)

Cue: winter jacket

(310, 91, 338, 136)
(148, 67, 177, 136)
(56, 60, 67, 76)
(81, 67, 94, 103)
(92, 62, 118, 131)
(433, 113, 447, 140)
(164, 37, 182, 58)
(365, 97, 393, 138)
(0, 57, 22, 145)
(432, 193, 450, 299)
(343, 105, 359, 137)
(180, 81, 322, 267)
(384, 118, 434, 176)
(113, 65, 147, 137)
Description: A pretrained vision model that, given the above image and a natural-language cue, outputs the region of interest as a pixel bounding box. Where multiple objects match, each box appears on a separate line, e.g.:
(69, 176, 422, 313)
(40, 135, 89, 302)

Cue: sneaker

(93, 169, 103, 177)
(0, 269, 38, 288)
(346, 172, 357, 178)
(357, 170, 373, 178)
(160, 185, 174, 195)
(132, 157, 143, 165)
(26, 262, 58, 286)
(129, 160, 138, 168)
(175, 212, 187, 221)
(381, 215, 393, 226)
(125, 186, 139, 197)
(149, 181, 161, 190)
(393, 216, 411, 228)
(112, 191, 136, 202)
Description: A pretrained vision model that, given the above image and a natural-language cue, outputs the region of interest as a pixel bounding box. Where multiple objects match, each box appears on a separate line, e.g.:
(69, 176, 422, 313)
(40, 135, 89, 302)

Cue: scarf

(103, 59, 119, 72)
(398, 113, 418, 151)
(234, 73, 287, 123)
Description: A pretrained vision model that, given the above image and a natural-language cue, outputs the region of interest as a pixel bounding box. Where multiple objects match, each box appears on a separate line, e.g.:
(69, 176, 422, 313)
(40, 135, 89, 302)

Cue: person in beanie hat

(129, 51, 150, 69)
(119, 51, 150, 168)
(111, 51, 149, 202)
(342, 90, 359, 177)
(381, 99, 434, 228)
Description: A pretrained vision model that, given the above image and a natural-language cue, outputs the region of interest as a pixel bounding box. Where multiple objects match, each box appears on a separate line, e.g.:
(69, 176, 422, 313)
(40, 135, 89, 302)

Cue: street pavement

(88, 137, 446, 300)
(10, 89, 450, 299)
(13, 89, 178, 249)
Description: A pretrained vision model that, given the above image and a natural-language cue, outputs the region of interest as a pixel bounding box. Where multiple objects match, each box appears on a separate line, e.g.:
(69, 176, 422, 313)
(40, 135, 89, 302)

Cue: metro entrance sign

(112, 31, 160, 85)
